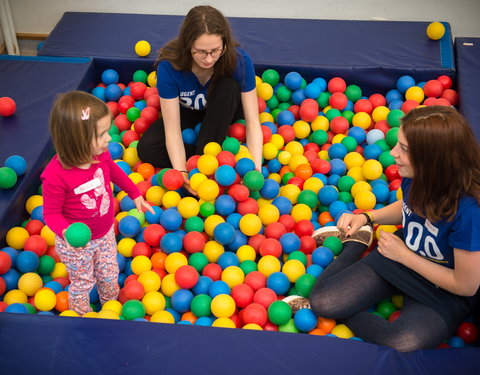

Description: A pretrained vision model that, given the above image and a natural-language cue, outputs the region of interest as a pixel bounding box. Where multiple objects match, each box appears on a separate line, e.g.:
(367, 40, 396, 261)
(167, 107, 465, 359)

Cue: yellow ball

(102, 300, 123, 315)
(279, 184, 301, 204)
(277, 150, 292, 165)
(243, 323, 263, 330)
(6, 226, 30, 250)
(331, 323, 354, 339)
(177, 196, 200, 218)
(96, 309, 120, 320)
(239, 213, 263, 236)
(59, 309, 79, 317)
(123, 147, 139, 167)
(135, 40, 151, 57)
(40, 225, 56, 247)
(165, 252, 188, 274)
(311, 116, 329, 132)
(351, 181, 372, 198)
(142, 291, 166, 315)
(34, 288, 57, 311)
(117, 237, 136, 257)
(211, 294, 236, 318)
(331, 134, 346, 144)
(255, 76, 262, 85)
(116, 191, 128, 202)
(145, 186, 165, 206)
(128, 172, 144, 184)
(160, 273, 181, 297)
(352, 112, 372, 129)
(268, 173, 281, 184)
(284, 141, 304, 156)
(392, 294, 404, 309)
(362, 159, 383, 180)
(50, 262, 68, 279)
(291, 203, 312, 222)
(197, 154, 219, 175)
(405, 86, 425, 104)
(257, 255, 281, 277)
(303, 177, 324, 193)
(396, 187, 403, 200)
(236, 245, 257, 262)
(115, 211, 128, 222)
(189, 173, 208, 191)
(162, 190, 181, 208)
(151, 309, 175, 323)
(212, 317, 236, 328)
(204, 214, 225, 237)
(288, 155, 309, 172)
(18, 272, 43, 296)
(292, 120, 311, 139)
(318, 150, 329, 160)
(262, 142, 279, 160)
(344, 152, 365, 169)
(282, 259, 306, 282)
(371, 106, 390, 123)
(426, 22, 445, 40)
(347, 166, 366, 182)
(3, 289, 28, 305)
(221, 266, 245, 288)
(147, 71, 157, 87)
(83, 311, 98, 318)
(354, 190, 377, 210)
(258, 204, 280, 225)
(375, 225, 399, 240)
(256, 82, 274, 101)
(270, 133, 285, 149)
(259, 112, 274, 124)
(138, 270, 161, 292)
(196, 179, 220, 201)
(203, 240, 225, 262)
(25, 195, 43, 214)
(203, 141, 222, 156)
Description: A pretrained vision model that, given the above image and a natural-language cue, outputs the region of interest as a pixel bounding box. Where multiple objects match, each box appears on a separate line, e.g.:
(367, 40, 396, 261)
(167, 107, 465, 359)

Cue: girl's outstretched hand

(133, 196, 155, 214)
(337, 213, 368, 237)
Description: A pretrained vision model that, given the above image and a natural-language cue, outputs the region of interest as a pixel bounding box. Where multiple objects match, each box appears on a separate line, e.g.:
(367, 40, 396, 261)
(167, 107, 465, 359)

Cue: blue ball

(160, 232, 182, 254)
(306, 264, 324, 278)
(115, 160, 131, 175)
(118, 216, 141, 237)
(396, 75, 416, 94)
(294, 308, 317, 332)
(195, 316, 213, 326)
(385, 89, 403, 104)
(108, 142, 124, 160)
(291, 89, 306, 105)
(260, 179, 280, 200)
(262, 121, 277, 134)
(279, 232, 301, 254)
(117, 253, 126, 272)
(192, 276, 213, 295)
(31, 205, 44, 223)
(43, 281, 63, 294)
(101, 69, 119, 85)
(160, 208, 182, 231)
(347, 126, 367, 144)
(5, 155, 27, 176)
(267, 158, 281, 173)
(363, 144, 383, 160)
(312, 246, 334, 268)
(272, 196, 293, 215)
(5, 303, 28, 314)
(388, 99, 404, 110)
(328, 143, 348, 160)
(235, 158, 256, 177)
(215, 165, 237, 187)
(208, 280, 230, 298)
(166, 308, 180, 322)
(15, 251, 39, 273)
(2, 268, 19, 291)
(105, 84, 123, 101)
(330, 158, 347, 176)
(171, 289, 194, 313)
(217, 251, 240, 269)
(312, 77, 327, 92)
(1, 247, 18, 264)
(284, 71, 303, 91)
(329, 200, 348, 219)
(182, 128, 197, 144)
(277, 110, 295, 126)
(318, 185, 339, 206)
(145, 205, 162, 224)
(213, 222, 236, 245)
(267, 272, 290, 295)
(91, 86, 106, 101)
(134, 101, 146, 110)
(215, 195, 236, 216)
(89, 284, 99, 303)
(372, 184, 390, 203)
(226, 230, 248, 251)
(447, 336, 466, 348)
(226, 212, 242, 229)
(304, 83, 322, 99)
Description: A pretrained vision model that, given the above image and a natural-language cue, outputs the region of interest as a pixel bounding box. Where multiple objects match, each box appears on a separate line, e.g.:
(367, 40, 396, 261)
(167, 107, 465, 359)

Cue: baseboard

(16, 33, 49, 40)
(0, 43, 5, 54)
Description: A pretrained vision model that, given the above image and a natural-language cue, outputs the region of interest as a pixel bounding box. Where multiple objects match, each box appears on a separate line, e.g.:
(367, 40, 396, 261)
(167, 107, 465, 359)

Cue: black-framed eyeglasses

(191, 46, 225, 59)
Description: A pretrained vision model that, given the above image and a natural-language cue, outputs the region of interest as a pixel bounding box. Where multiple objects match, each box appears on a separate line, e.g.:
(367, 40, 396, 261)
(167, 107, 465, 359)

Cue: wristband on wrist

(361, 212, 375, 227)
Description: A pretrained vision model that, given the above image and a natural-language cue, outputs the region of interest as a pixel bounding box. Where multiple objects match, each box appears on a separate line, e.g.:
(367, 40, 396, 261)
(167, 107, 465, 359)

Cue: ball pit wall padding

(455, 38, 480, 138)
(0, 56, 93, 243)
(39, 12, 455, 95)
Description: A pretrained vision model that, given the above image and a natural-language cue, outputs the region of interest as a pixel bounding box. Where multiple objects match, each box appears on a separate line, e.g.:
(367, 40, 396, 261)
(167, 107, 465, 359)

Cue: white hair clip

(81, 107, 90, 121)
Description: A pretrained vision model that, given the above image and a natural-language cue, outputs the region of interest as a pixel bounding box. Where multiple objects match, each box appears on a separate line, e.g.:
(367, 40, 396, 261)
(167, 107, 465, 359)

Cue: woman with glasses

(137, 5, 263, 193)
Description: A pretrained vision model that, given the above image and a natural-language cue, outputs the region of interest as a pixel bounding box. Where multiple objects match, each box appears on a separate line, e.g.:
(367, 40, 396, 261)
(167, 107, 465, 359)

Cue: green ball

(288, 251, 307, 266)
(345, 85, 362, 102)
(268, 300, 292, 325)
(325, 108, 342, 122)
(386, 127, 399, 149)
(282, 172, 295, 185)
(338, 191, 353, 203)
(266, 95, 279, 110)
(337, 175, 355, 192)
(341, 110, 355, 124)
(300, 78, 307, 89)
(323, 236, 343, 256)
(295, 273, 316, 297)
(184, 216, 204, 232)
(261, 69, 280, 86)
(243, 170, 264, 192)
(340, 136, 358, 152)
(278, 318, 299, 333)
(133, 70, 148, 83)
(23, 303, 37, 314)
(311, 129, 329, 146)
(126, 106, 141, 122)
(386, 109, 405, 127)
(239, 260, 257, 275)
(275, 86, 292, 102)
(128, 209, 145, 225)
(376, 301, 397, 319)
(164, 296, 171, 309)
(270, 108, 282, 123)
(379, 151, 396, 168)
(375, 139, 390, 152)
(317, 92, 331, 108)
(249, 190, 261, 200)
(222, 137, 241, 154)
(129, 141, 139, 148)
(121, 300, 145, 320)
(65, 222, 92, 247)
(190, 294, 212, 317)
(109, 124, 120, 135)
(38, 255, 55, 275)
(41, 275, 53, 284)
(110, 134, 122, 143)
(189, 252, 209, 272)
(0, 167, 17, 189)
(156, 168, 170, 188)
(277, 102, 291, 111)
(200, 201, 215, 217)
(297, 190, 318, 209)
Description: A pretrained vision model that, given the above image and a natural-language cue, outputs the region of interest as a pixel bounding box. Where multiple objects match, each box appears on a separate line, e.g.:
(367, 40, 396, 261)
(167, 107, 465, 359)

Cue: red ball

(329, 92, 348, 110)
(118, 95, 135, 113)
(388, 310, 402, 322)
(0, 97, 16, 117)
(330, 116, 349, 134)
(354, 99, 373, 114)
(242, 303, 268, 326)
(433, 98, 451, 107)
(248, 234, 265, 252)
(385, 164, 400, 181)
(114, 114, 132, 132)
(253, 287, 277, 309)
(257, 97, 267, 113)
(25, 219, 44, 236)
(46, 246, 61, 263)
(299, 101, 319, 122)
(237, 197, 259, 215)
(228, 183, 250, 202)
(423, 80, 444, 98)
(304, 150, 319, 163)
(133, 117, 150, 135)
(295, 219, 314, 237)
(123, 279, 145, 300)
(368, 93, 386, 108)
(129, 82, 147, 100)
(143, 224, 166, 247)
(389, 178, 402, 191)
(23, 235, 48, 256)
(186, 155, 201, 171)
(278, 214, 296, 232)
(263, 320, 279, 331)
(261, 125, 273, 143)
(162, 169, 184, 190)
(311, 158, 331, 174)
(140, 106, 159, 124)
(0, 251, 12, 274)
(227, 122, 246, 142)
(106, 101, 119, 117)
(437, 75, 453, 90)
(328, 77, 346, 93)
(244, 271, 267, 292)
(304, 143, 320, 153)
(202, 263, 222, 281)
(299, 235, 317, 254)
(373, 120, 391, 135)
(53, 276, 70, 288)
(131, 242, 152, 258)
(288, 105, 300, 120)
(216, 150, 236, 167)
(122, 130, 140, 147)
(287, 176, 304, 189)
(136, 181, 151, 198)
(0, 277, 5, 296)
(423, 97, 437, 106)
(401, 100, 419, 114)
(175, 265, 199, 289)
(146, 94, 160, 110)
(456, 322, 478, 344)
(183, 231, 206, 253)
(277, 125, 296, 143)
(441, 89, 458, 106)
(264, 222, 287, 239)
(231, 283, 254, 308)
(259, 238, 282, 257)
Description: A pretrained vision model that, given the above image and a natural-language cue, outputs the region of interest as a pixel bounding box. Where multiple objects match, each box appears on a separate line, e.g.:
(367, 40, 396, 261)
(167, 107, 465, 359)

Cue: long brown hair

(401, 105, 480, 221)
(50, 91, 111, 168)
(155, 5, 239, 90)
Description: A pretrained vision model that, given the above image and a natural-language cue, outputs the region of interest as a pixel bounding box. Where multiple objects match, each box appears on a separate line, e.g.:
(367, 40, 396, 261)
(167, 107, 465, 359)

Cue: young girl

(137, 5, 263, 193)
(41, 91, 153, 316)
(292, 105, 480, 351)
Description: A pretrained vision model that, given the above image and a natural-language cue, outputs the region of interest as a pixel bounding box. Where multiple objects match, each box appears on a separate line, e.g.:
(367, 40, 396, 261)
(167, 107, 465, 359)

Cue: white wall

(7, 0, 480, 38)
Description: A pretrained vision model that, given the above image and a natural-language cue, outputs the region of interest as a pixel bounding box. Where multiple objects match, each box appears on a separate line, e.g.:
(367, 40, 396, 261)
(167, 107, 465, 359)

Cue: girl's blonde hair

(49, 91, 110, 168)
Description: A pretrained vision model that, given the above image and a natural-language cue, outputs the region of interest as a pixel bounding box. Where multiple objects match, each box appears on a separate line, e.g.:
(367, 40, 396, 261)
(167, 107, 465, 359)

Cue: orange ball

(318, 211, 334, 226)
(55, 290, 69, 312)
(150, 251, 167, 270)
(181, 311, 197, 324)
(316, 316, 336, 333)
(137, 163, 155, 180)
(294, 163, 313, 180)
